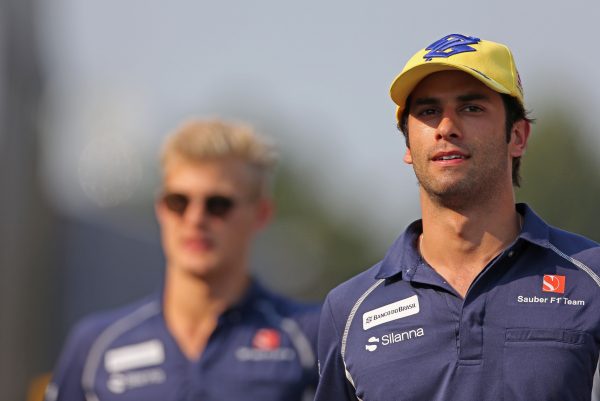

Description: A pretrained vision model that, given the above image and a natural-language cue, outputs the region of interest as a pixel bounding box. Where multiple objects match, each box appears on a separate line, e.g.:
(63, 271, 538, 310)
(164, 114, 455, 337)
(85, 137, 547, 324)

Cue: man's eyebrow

(412, 97, 440, 106)
(456, 93, 491, 102)
(411, 92, 492, 108)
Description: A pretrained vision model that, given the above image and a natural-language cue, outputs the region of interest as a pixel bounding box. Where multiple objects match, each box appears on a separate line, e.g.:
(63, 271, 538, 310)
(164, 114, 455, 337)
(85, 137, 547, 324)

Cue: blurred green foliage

(517, 108, 600, 242)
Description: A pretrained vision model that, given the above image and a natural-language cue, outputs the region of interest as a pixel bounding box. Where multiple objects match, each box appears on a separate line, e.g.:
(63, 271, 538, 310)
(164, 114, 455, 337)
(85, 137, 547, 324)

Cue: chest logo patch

(516, 274, 585, 306)
(362, 295, 419, 330)
(235, 328, 296, 362)
(104, 339, 165, 373)
(542, 274, 565, 294)
(252, 328, 281, 350)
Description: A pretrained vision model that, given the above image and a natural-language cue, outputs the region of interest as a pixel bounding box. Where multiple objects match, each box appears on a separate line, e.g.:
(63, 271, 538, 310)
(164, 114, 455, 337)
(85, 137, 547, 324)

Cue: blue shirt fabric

(315, 204, 600, 401)
(46, 280, 320, 401)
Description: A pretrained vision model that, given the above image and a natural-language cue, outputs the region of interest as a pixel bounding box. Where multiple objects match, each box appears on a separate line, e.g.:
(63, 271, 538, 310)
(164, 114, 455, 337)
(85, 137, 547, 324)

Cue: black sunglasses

(161, 193, 236, 218)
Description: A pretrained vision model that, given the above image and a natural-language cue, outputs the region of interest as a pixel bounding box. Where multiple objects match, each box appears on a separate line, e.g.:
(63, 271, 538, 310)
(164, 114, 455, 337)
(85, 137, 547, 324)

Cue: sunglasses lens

(206, 195, 235, 218)
(162, 193, 189, 215)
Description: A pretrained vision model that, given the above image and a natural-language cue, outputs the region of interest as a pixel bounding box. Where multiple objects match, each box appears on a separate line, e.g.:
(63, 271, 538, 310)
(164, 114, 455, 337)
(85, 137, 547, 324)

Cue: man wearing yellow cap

(314, 34, 600, 401)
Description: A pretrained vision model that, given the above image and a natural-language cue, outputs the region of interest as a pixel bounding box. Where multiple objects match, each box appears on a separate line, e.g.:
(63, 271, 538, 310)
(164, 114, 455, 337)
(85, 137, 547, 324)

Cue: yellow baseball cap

(390, 34, 524, 120)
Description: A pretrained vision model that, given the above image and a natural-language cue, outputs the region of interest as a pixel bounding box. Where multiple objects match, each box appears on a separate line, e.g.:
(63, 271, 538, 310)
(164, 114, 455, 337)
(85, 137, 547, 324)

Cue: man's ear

(509, 119, 530, 158)
(403, 147, 413, 165)
(254, 197, 274, 230)
(155, 197, 167, 226)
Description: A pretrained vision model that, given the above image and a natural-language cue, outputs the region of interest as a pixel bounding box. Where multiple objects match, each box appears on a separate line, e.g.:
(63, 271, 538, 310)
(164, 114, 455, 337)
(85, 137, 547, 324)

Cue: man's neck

(162, 266, 250, 360)
(419, 192, 521, 298)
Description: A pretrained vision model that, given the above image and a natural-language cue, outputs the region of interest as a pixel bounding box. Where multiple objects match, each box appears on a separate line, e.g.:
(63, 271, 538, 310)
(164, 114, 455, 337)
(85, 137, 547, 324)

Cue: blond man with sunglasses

(46, 119, 320, 401)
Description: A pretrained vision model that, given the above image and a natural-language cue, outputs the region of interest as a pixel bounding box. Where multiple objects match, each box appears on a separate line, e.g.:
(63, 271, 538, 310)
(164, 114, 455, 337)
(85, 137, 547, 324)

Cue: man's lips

(431, 150, 469, 162)
(182, 236, 214, 251)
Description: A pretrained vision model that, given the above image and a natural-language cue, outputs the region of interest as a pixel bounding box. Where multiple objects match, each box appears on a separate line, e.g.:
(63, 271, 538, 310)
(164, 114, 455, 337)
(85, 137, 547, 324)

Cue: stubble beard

(414, 149, 510, 212)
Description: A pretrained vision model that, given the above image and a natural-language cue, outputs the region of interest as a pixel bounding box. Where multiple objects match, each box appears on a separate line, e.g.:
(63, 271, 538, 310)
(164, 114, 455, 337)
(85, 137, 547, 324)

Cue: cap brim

(390, 63, 511, 120)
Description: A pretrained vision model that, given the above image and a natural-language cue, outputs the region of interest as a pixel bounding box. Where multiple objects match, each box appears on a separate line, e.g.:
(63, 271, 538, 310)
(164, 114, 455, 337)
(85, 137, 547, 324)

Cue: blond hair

(160, 118, 279, 196)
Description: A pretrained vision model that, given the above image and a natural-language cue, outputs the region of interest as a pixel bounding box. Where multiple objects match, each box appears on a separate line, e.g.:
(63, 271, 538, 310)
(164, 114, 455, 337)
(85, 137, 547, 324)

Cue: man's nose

(435, 112, 461, 141)
(182, 200, 210, 226)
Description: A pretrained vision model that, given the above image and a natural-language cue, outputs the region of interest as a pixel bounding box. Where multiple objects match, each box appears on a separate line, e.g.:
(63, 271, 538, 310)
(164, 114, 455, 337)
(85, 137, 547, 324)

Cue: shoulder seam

(548, 242, 600, 288)
(80, 300, 161, 399)
(340, 279, 385, 390)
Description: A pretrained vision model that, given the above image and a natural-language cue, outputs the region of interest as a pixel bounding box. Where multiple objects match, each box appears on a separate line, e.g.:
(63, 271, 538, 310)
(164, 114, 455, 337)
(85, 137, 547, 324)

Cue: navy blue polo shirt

(46, 280, 320, 401)
(315, 204, 600, 401)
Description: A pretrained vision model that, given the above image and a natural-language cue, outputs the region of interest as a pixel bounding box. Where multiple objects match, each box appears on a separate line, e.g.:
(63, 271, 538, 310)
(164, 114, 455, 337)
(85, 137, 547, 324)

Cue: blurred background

(2, 0, 600, 399)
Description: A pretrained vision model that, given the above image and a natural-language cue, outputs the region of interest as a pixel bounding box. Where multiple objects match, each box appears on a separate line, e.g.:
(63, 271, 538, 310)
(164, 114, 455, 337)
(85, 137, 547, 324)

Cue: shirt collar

(516, 203, 552, 248)
(227, 278, 266, 312)
(374, 203, 552, 280)
(158, 277, 267, 317)
(375, 219, 422, 280)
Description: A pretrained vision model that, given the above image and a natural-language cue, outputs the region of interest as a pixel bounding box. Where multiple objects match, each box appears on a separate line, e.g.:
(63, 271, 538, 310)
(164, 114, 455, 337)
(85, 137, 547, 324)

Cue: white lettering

(517, 295, 548, 303)
(107, 368, 166, 394)
(380, 327, 424, 346)
(363, 295, 420, 330)
(235, 347, 296, 362)
(564, 297, 585, 306)
(517, 295, 585, 306)
(105, 340, 165, 373)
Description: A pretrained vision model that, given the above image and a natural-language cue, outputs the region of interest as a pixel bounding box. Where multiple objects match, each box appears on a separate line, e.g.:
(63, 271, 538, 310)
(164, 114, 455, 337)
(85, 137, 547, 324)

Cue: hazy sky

(37, 0, 600, 243)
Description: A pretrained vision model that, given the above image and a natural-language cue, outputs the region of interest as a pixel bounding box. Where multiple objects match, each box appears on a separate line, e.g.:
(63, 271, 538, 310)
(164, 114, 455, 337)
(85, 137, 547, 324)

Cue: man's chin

(425, 183, 497, 210)
(422, 182, 464, 199)
(177, 261, 219, 279)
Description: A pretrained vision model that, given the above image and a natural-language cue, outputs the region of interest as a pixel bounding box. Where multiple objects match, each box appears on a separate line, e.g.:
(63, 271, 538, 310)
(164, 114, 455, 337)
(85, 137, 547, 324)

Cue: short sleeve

(314, 297, 358, 401)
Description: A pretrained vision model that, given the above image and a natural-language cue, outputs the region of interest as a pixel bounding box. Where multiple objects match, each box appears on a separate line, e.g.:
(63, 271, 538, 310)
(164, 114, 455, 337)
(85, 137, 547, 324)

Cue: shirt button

(508, 250, 515, 257)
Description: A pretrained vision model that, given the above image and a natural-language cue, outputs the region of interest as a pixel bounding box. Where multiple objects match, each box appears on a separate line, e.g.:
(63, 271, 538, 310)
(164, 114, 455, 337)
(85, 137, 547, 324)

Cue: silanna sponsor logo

(362, 295, 420, 330)
(107, 369, 166, 394)
(364, 327, 425, 352)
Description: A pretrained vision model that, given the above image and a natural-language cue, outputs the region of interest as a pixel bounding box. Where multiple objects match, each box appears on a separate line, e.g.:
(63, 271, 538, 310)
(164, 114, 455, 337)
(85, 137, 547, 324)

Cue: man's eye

(418, 108, 438, 116)
(463, 105, 483, 113)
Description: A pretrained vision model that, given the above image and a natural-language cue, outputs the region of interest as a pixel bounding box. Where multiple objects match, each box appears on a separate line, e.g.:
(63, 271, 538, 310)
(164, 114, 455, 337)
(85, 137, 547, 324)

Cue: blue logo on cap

(423, 34, 481, 61)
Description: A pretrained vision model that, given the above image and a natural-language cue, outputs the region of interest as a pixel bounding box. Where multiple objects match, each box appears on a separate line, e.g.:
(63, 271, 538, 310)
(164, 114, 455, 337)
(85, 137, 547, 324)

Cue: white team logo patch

(362, 295, 420, 330)
(105, 339, 165, 373)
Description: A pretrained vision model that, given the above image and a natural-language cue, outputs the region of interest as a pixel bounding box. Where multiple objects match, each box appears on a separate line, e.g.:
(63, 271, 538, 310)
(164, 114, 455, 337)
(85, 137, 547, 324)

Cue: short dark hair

(397, 93, 533, 187)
